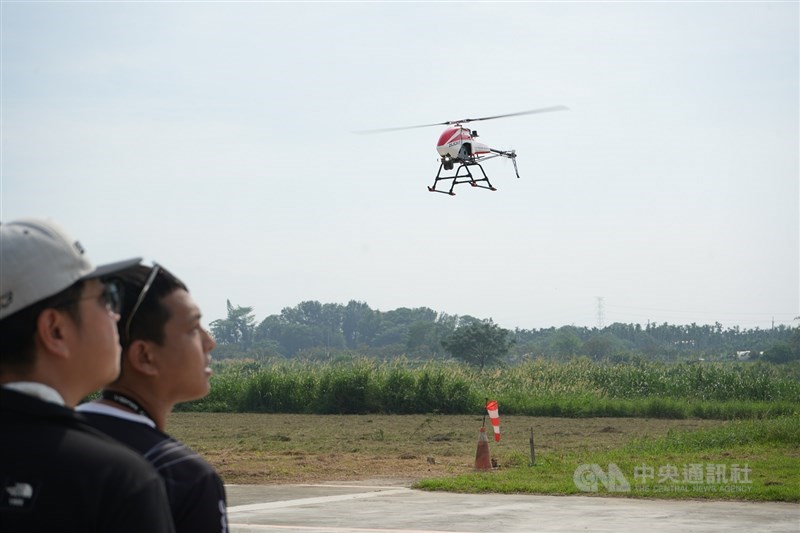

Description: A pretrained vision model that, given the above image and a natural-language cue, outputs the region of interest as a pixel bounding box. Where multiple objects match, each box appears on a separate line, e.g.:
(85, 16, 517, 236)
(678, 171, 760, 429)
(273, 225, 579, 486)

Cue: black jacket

(0, 388, 175, 533)
(81, 410, 228, 533)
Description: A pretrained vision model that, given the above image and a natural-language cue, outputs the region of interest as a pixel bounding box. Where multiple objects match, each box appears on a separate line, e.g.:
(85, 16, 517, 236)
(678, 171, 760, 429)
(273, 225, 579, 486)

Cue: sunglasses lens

(104, 281, 122, 314)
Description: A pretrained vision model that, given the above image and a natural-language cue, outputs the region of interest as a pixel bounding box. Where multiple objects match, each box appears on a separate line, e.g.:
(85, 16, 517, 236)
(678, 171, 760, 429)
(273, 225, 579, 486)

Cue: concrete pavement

(226, 481, 799, 533)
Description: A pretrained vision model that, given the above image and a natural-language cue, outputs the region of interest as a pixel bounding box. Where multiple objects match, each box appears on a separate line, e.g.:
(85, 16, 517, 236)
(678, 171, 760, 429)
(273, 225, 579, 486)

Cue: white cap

(0, 218, 141, 320)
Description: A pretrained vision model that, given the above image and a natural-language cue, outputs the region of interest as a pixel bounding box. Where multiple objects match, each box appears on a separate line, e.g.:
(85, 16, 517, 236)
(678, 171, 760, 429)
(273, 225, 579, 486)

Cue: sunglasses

(124, 264, 161, 344)
(56, 280, 122, 315)
(100, 281, 123, 314)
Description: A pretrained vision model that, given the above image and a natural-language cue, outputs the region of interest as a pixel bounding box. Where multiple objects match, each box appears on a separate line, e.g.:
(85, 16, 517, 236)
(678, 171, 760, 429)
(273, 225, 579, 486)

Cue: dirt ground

(167, 413, 725, 484)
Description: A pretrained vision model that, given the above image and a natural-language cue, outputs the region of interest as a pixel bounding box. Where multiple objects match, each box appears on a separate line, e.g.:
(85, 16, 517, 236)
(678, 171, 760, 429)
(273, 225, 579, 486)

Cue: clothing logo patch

(2, 480, 37, 511)
(0, 291, 12, 310)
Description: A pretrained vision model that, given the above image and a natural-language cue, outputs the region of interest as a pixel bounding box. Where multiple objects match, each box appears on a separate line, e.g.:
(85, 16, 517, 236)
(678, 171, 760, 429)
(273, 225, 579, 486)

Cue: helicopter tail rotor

(489, 148, 520, 179)
(510, 151, 520, 179)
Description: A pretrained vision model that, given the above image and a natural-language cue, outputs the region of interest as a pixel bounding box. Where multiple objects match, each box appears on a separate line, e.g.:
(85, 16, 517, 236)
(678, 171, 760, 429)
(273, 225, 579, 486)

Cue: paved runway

(226, 482, 799, 533)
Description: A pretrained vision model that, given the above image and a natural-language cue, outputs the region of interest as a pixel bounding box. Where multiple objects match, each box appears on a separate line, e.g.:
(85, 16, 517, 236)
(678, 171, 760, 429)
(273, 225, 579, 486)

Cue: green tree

(255, 301, 346, 357)
(762, 343, 795, 364)
(790, 325, 800, 357)
(406, 321, 434, 353)
(342, 300, 380, 348)
(550, 326, 582, 359)
(209, 300, 256, 347)
(406, 312, 457, 357)
(762, 326, 800, 364)
(441, 320, 514, 370)
(583, 333, 628, 360)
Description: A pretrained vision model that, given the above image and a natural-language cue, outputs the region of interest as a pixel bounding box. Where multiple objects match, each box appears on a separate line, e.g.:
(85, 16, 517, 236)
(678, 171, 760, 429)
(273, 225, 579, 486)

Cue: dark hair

(112, 265, 187, 350)
(0, 281, 85, 373)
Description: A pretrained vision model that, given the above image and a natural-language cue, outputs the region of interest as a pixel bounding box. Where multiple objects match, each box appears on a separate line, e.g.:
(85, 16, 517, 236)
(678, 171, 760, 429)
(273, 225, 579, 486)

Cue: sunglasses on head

(124, 264, 162, 344)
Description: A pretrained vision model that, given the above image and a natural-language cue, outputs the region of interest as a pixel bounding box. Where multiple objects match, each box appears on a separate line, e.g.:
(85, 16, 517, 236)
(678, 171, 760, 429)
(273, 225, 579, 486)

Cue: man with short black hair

(0, 218, 175, 532)
(79, 263, 228, 533)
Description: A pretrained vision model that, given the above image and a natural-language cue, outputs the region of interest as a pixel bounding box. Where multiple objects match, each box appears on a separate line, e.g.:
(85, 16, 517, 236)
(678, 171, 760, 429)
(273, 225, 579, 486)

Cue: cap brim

(81, 257, 142, 280)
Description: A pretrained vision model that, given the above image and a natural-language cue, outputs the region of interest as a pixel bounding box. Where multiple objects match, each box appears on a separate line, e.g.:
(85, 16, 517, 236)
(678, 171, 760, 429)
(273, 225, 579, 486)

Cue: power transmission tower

(596, 297, 605, 329)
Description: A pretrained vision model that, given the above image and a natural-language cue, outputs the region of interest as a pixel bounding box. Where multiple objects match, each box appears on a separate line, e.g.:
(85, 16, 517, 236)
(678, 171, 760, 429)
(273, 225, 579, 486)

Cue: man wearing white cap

(0, 218, 175, 532)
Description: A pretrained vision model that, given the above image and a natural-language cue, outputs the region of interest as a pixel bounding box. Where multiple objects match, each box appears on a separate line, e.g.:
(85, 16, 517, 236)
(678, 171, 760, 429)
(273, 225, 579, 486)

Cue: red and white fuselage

(436, 127, 491, 159)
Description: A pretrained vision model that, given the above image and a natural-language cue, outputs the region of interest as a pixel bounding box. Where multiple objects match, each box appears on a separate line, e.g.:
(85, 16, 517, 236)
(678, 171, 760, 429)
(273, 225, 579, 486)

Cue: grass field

(418, 416, 800, 502)
(168, 412, 721, 483)
(168, 413, 799, 502)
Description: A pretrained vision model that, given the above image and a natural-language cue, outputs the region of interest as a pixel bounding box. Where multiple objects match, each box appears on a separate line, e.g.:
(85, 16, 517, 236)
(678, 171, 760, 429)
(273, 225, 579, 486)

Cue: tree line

(209, 299, 800, 365)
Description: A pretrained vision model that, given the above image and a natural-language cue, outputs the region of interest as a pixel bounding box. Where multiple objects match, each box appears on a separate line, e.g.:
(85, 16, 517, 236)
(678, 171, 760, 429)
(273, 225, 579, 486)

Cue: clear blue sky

(2, 2, 798, 331)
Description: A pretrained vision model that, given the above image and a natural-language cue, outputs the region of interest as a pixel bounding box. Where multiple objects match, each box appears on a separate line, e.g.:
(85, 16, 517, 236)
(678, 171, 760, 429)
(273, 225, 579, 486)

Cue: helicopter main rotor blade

(353, 121, 453, 135)
(450, 105, 569, 125)
(353, 105, 569, 134)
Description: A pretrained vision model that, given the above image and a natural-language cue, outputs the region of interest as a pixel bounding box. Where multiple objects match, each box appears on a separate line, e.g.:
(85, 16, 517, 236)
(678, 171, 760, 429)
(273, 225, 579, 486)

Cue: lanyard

(101, 390, 154, 423)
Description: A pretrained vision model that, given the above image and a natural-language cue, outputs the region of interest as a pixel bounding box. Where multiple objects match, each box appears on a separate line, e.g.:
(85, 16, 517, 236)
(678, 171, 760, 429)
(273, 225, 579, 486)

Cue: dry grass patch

(167, 413, 722, 484)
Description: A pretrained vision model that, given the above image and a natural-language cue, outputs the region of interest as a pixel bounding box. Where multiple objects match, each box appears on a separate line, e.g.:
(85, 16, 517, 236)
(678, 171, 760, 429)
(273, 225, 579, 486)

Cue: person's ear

(36, 308, 73, 360)
(125, 340, 160, 377)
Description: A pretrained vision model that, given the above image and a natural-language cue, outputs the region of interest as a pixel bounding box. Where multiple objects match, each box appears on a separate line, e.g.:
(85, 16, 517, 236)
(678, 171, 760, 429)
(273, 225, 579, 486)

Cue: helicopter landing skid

(427, 161, 496, 196)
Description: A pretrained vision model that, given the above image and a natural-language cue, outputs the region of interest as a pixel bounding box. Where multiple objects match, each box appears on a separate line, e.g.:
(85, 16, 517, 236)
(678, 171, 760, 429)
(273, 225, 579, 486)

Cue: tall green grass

(177, 359, 800, 419)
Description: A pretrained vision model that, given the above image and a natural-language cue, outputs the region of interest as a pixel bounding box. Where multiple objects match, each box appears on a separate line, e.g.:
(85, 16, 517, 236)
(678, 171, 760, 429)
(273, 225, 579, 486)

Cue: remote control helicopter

(356, 106, 568, 195)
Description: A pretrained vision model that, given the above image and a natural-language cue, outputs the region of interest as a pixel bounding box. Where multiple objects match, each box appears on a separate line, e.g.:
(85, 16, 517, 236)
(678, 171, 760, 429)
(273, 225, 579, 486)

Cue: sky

(2, 1, 798, 332)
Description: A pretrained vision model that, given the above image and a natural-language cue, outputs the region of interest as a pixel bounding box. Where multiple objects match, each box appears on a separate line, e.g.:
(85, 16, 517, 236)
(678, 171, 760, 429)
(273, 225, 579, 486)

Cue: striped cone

(486, 400, 500, 442)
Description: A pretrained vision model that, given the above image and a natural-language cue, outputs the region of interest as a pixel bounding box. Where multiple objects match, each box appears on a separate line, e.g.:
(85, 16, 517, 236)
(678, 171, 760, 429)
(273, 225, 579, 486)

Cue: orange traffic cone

(474, 427, 492, 470)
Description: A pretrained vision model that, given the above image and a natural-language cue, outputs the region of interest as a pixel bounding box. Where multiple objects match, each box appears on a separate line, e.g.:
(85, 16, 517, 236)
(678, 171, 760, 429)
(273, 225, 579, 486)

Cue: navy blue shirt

(79, 405, 228, 533)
